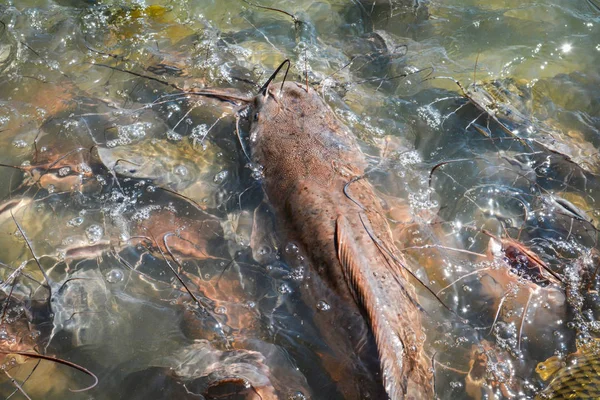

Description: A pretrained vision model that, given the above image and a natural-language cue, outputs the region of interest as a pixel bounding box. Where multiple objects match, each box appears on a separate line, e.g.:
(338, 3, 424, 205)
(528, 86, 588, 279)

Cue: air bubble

(289, 392, 306, 400)
(215, 306, 227, 314)
(316, 301, 331, 311)
(213, 170, 228, 183)
(278, 283, 292, 294)
(105, 269, 124, 283)
(289, 266, 305, 281)
(167, 130, 182, 141)
(285, 243, 299, 254)
(85, 224, 104, 243)
(12, 139, 27, 148)
(257, 246, 271, 256)
(67, 217, 84, 227)
(174, 165, 188, 176)
(58, 166, 71, 176)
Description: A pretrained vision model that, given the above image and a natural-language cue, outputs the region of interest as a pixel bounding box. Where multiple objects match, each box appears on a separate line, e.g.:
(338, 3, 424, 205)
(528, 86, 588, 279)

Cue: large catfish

(241, 66, 433, 399)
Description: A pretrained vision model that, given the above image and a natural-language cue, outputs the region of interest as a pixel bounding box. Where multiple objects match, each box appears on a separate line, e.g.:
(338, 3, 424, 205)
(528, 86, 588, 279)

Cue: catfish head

(245, 60, 366, 196)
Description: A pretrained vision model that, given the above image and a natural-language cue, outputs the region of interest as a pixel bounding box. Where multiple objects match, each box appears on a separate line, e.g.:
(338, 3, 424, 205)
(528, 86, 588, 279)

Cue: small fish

(465, 340, 516, 400)
(536, 339, 600, 399)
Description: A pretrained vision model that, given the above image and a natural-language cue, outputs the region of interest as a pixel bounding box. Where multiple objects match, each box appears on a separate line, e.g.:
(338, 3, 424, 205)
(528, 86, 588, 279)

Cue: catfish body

(247, 81, 433, 399)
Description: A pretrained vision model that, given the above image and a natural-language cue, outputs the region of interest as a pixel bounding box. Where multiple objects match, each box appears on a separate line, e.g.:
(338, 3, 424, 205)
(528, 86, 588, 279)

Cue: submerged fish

(536, 339, 600, 399)
(97, 60, 432, 397)
(243, 72, 432, 398)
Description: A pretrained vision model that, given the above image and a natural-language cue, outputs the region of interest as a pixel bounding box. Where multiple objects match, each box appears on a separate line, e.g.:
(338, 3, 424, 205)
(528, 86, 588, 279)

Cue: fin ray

(336, 214, 432, 399)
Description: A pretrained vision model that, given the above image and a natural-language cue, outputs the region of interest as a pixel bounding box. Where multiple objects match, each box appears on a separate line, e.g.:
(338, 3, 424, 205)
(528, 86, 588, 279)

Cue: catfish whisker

(153, 234, 231, 346)
(422, 75, 469, 94)
(90, 62, 182, 92)
(352, 71, 419, 87)
(429, 158, 479, 194)
(74, 94, 195, 118)
(424, 95, 465, 108)
(242, 0, 300, 25)
(0, 263, 42, 287)
(1, 260, 28, 291)
(358, 213, 470, 325)
(64, 310, 105, 325)
(113, 249, 165, 286)
(150, 233, 204, 308)
(11, 212, 51, 292)
(3, 370, 32, 400)
(5, 360, 41, 400)
(400, 244, 487, 258)
(343, 175, 368, 211)
(517, 290, 534, 350)
(489, 291, 510, 335)
(236, 110, 252, 162)
(1, 282, 16, 324)
(83, 41, 126, 62)
(160, 232, 230, 344)
(242, 17, 284, 56)
(352, 44, 408, 74)
(170, 101, 200, 133)
(156, 187, 214, 217)
(437, 268, 496, 296)
(163, 232, 220, 262)
(0, 351, 98, 392)
(193, 112, 227, 149)
(439, 99, 471, 127)
(464, 111, 487, 133)
(237, 181, 261, 211)
(432, 357, 469, 375)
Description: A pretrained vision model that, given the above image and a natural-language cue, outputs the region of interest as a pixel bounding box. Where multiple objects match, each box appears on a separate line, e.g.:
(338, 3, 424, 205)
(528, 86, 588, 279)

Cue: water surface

(0, 0, 598, 398)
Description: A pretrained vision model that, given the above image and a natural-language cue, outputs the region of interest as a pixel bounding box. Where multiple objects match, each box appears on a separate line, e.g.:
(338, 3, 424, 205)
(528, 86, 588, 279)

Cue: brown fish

(242, 70, 432, 399)
(100, 60, 432, 398)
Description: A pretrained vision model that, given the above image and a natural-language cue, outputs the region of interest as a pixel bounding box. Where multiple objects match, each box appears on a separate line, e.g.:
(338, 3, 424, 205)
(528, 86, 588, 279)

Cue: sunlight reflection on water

(0, 0, 597, 398)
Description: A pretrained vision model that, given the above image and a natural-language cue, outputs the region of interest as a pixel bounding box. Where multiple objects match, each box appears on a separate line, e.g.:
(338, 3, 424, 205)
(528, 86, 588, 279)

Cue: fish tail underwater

(0, 0, 599, 399)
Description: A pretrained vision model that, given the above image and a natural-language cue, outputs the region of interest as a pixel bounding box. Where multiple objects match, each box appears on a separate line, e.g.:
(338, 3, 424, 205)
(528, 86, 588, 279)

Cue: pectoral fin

(336, 214, 415, 399)
(335, 214, 367, 307)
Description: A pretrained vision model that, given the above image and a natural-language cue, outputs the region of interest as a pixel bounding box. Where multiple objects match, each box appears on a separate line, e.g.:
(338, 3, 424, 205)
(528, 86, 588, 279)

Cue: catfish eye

(253, 112, 259, 122)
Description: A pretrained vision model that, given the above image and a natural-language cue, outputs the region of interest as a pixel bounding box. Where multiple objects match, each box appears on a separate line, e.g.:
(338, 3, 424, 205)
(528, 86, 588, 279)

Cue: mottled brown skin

(247, 82, 432, 399)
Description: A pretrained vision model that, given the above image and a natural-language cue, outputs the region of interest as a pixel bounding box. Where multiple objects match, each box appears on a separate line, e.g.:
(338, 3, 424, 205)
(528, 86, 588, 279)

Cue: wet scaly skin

(247, 81, 432, 399)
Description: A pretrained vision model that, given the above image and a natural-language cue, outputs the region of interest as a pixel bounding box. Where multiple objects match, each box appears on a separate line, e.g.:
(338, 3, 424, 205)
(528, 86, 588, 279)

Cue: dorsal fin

(335, 214, 432, 399)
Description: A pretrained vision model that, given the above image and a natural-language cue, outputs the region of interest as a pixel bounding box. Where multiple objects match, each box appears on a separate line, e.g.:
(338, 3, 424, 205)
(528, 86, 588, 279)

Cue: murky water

(0, 0, 598, 399)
